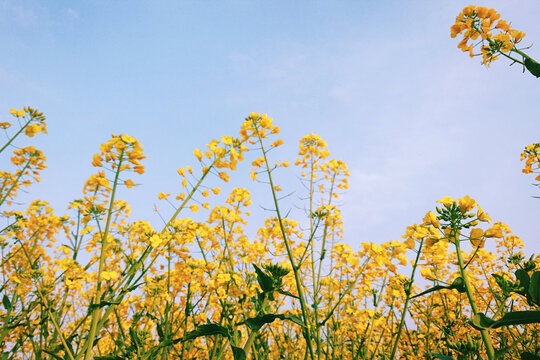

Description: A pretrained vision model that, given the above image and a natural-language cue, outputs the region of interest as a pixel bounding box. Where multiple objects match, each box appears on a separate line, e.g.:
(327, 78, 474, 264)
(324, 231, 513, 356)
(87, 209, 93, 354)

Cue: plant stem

(0, 116, 34, 154)
(254, 122, 316, 360)
(390, 238, 423, 359)
(453, 229, 496, 360)
(81, 151, 125, 360)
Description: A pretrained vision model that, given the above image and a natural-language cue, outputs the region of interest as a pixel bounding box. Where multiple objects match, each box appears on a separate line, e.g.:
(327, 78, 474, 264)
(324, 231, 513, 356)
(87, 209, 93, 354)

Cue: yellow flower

(437, 196, 454, 208)
(457, 195, 476, 213)
(92, 154, 103, 167)
(101, 270, 119, 281)
(485, 224, 504, 238)
(495, 19, 510, 32)
(476, 6, 489, 19)
(422, 211, 440, 228)
(10, 108, 25, 117)
(158, 192, 170, 200)
(477, 205, 492, 223)
(271, 139, 284, 147)
(462, 5, 475, 16)
(403, 237, 415, 249)
(24, 123, 41, 137)
(211, 187, 220, 195)
(469, 228, 485, 247)
(218, 171, 229, 182)
(124, 179, 135, 188)
(149, 234, 164, 247)
(193, 149, 203, 161)
(189, 204, 199, 213)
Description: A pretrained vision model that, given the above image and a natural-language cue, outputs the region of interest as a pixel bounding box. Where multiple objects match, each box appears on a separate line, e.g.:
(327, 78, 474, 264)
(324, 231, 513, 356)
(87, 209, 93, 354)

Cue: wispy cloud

(0, 0, 39, 27)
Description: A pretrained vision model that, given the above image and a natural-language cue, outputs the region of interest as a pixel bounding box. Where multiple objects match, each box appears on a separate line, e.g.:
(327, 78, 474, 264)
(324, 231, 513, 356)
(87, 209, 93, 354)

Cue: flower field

(1, 5, 539, 360)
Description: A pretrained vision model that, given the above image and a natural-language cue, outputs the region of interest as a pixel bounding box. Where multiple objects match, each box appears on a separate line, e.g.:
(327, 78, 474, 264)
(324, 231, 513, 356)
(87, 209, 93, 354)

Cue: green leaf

(253, 264, 274, 293)
(2, 294, 11, 311)
(182, 323, 230, 342)
(515, 269, 530, 294)
(231, 346, 246, 360)
(528, 271, 540, 305)
(471, 311, 540, 330)
(524, 58, 540, 78)
(129, 328, 142, 350)
(41, 349, 65, 360)
(521, 352, 540, 360)
(244, 313, 305, 331)
(411, 277, 465, 299)
(429, 353, 455, 360)
(277, 289, 299, 299)
(493, 273, 508, 289)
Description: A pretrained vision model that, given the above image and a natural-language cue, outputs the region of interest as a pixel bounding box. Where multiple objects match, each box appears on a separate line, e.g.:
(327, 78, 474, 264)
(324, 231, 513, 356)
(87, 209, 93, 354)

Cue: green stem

(0, 159, 31, 207)
(454, 230, 496, 360)
(81, 151, 125, 360)
(389, 238, 424, 359)
(254, 121, 315, 360)
(0, 116, 34, 155)
(243, 296, 269, 357)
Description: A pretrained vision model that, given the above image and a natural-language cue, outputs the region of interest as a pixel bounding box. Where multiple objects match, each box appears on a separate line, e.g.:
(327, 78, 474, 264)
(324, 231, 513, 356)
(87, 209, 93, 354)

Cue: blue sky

(1, 0, 539, 254)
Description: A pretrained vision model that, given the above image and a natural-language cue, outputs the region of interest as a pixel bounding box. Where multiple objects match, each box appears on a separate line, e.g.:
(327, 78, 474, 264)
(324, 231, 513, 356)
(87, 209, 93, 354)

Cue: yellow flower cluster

(451, 5, 525, 65)
(521, 143, 540, 173)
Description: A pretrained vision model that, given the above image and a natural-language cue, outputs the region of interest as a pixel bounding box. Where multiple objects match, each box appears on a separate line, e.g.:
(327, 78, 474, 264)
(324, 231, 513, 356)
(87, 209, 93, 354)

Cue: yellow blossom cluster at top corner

(451, 5, 525, 65)
(520, 143, 540, 177)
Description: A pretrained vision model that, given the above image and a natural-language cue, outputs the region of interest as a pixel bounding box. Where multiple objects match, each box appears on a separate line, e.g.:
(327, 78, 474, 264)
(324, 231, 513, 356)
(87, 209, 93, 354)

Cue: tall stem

(390, 238, 424, 359)
(254, 123, 315, 360)
(453, 229, 495, 360)
(82, 151, 125, 360)
(0, 116, 34, 154)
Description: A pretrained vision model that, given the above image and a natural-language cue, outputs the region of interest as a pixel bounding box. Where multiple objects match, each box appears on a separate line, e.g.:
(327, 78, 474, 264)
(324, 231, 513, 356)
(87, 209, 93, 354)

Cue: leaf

(253, 264, 274, 293)
(528, 271, 540, 305)
(182, 323, 230, 342)
(411, 277, 466, 299)
(178, 324, 243, 360)
(429, 353, 455, 360)
(2, 295, 11, 311)
(515, 269, 530, 294)
(521, 352, 540, 360)
(88, 300, 121, 311)
(524, 58, 540, 78)
(283, 313, 305, 328)
(277, 289, 299, 299)
(129, 328, 142, 350)
(231, 346, 246, 360)
(244, 313, 305, 331)
(471, 311, 540, 330)
(41, 349, 65, 360)
(527, 271, 540, 304)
